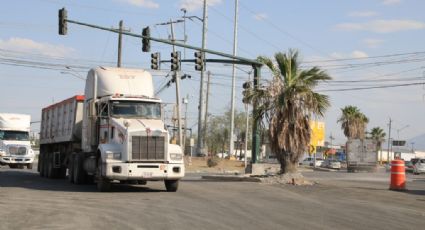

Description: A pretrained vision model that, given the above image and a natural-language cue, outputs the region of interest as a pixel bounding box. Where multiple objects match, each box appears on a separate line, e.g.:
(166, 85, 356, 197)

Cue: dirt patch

(185, 157, 245, 174)
(257, 172, 315, 186)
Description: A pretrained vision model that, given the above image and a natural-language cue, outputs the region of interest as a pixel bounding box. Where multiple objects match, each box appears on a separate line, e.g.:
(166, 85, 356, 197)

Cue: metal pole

(117, 20, 123, 67)
(244, 73, 250, 169)
(229, 0, 239, 158)
(197, 0, 208, 156)
(170, 21, 183, 150)
(183, 94, 189, 154)
(181, 8, 187, 59)
(251, 65, 261, 163)
(387, 118, 392, 163)
(203, 71, 211, 155)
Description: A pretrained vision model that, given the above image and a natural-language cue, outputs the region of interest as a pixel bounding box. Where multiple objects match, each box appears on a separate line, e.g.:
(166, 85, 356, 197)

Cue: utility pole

(170, 20, 183, 150)
(181, 8, 187, 59)
(203, 71, 211, 154)
(387, 118, 392, 163)
(197, 0, 208, 156)
(117, 20, 123, 67)
(229, 0, 239, 158)
(244, 71, 251, 169)
(183, 94, 189, 154)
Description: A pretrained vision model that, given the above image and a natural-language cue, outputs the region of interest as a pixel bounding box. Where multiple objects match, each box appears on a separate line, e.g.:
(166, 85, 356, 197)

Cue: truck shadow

(0, 169, 165, 193)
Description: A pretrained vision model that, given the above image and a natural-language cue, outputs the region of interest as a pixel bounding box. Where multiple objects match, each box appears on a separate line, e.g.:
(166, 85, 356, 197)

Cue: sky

(0, 0, 425, 148)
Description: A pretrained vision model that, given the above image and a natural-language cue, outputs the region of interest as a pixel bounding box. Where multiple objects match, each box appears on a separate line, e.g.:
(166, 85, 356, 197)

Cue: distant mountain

(408, 133, 425, 151)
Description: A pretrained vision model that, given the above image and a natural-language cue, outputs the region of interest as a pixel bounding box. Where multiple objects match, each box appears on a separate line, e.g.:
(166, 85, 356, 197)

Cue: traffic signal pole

(59, 8, 262, 163)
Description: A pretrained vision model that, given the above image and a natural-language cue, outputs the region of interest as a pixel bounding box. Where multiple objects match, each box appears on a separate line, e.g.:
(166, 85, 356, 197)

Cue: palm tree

(337, 106, 369, 139)
(369, 127, 386, 164)
(248, 49, 331, 173)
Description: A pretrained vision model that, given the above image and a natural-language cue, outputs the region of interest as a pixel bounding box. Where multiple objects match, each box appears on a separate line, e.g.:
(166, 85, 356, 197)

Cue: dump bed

(40, 95, 84, 144)
(346, 139, 378, 172)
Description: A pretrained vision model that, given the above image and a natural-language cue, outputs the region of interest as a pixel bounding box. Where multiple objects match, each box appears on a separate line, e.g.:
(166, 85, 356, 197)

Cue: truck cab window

(99, 103, 109, 117)
(111, 101, 161, 119)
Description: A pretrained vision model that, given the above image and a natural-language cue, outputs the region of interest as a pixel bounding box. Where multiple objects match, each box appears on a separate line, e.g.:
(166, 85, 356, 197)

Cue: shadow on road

(0, 169, 165, 193)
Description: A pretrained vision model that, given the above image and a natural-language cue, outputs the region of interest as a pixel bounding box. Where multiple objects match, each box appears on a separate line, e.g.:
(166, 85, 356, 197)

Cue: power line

(318, 82, 424, 92)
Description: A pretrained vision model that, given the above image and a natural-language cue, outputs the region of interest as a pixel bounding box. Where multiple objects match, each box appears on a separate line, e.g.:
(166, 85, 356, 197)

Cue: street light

(396, 125, 409, 139)
(60, 71, 85, 80)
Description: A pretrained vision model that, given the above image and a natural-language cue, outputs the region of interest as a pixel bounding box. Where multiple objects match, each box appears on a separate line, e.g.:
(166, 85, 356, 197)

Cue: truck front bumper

(0, 156, 34, 165)
(104, 162, 185, 181)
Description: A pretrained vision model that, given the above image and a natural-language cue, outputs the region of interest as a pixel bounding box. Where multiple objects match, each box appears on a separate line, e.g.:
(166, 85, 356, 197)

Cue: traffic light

(142, 27, 150, 52)
(242, 82, 252, 89)
(242, 81, 252, 104)
(58, 8, 67, 35)
(194, 51, 204, 71)
(151, 52, 160, 70)
(171, 51, 181, 71)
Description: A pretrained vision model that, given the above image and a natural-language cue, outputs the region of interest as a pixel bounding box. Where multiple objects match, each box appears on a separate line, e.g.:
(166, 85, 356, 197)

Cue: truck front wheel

(164, 180, 179, 192)
(27, 163, 33, 169)
(96, 158, 111, 192)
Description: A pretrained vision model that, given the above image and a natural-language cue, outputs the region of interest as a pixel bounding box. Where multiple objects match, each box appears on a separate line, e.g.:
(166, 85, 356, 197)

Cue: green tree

(248, 49, 331, 173)
(337, 106, 369, 139)
(205, 109, 252, 157)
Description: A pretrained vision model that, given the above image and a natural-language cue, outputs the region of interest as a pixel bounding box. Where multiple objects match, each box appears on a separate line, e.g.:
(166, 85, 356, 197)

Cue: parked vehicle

(404, 160, 414, 173)
(346, 139, 378, 172)
(322, 159, 341, 170)
(301, 157, 323, 167)
(0, 113, 35, 169)
(38, 67, 185, 192)
(413, 158, 425, 175)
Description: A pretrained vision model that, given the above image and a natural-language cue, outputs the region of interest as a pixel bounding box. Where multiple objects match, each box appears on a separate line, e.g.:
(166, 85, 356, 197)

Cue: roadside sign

(310, 121, 325, 147)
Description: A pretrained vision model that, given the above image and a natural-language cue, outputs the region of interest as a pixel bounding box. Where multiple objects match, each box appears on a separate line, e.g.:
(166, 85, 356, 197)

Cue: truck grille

(9, 146, 27, 155)
(131, 136, 165, 161)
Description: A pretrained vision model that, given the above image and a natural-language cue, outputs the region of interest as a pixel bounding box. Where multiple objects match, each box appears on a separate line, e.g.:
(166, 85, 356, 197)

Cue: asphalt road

(0, 165, 424, 230)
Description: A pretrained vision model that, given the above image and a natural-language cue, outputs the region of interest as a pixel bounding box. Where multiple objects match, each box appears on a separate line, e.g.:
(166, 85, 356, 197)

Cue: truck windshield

(111, 101, 161, 119)
(0, 130, 29, 141)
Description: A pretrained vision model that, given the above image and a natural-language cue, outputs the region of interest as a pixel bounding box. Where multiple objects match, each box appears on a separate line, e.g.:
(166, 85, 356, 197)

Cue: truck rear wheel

(68, 154, 74, 183)
(164, 180, 179, 192)
(39, 153, 45, 177)
(73, 154, 86, 184)
(96, 158, 111, 192)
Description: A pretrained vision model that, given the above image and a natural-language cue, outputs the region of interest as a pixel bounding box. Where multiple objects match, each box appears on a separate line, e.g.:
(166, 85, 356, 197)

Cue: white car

(301, 157, 323, 167)
(413, 158, 425, 175)
(322, 159, 341, 169)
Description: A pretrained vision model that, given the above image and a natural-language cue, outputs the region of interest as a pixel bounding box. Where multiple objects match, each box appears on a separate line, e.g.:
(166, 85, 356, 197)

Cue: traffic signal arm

(60, 8, 262, 67)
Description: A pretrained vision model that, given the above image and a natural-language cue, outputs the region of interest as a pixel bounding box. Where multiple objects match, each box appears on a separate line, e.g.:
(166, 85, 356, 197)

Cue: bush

(207, 158, 219, 167)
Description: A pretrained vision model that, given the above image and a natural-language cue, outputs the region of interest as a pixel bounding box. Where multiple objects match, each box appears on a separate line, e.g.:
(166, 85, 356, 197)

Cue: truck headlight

(170, 153, 183, 161)
(0, 149, 6, 157)
(106, 151, 122, 160)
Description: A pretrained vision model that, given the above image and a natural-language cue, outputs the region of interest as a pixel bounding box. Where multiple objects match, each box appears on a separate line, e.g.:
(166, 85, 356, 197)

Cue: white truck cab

(0, 113, 35, 169)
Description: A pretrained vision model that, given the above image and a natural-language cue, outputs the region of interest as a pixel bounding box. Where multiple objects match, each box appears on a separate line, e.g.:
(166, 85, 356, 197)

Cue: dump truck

(346, 139, 378, 172)
(38, 67, 185, 192)
(0, 113, 35, 169)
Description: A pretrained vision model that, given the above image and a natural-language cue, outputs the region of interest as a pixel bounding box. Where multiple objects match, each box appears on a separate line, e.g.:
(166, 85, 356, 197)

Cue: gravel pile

(257, 172, 315, 185)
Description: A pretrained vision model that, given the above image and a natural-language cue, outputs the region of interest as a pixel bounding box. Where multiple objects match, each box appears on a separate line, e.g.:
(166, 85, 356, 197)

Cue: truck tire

(73, 154, 86, 184)
(164, 180, 179, 192)
(58, 167, 67, 179)
(27, 163, 33, 170)
(39, 153, 45, 177)
(137, 180, 147, 185)
(96, 158, 111, 192)
(68, 154, 74, 183)
(43, 153, 49, 178)
(47, 155, 55, 178)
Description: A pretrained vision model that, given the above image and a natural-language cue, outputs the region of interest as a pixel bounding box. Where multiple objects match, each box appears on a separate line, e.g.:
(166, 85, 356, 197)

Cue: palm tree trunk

(277, 151, 297, 174)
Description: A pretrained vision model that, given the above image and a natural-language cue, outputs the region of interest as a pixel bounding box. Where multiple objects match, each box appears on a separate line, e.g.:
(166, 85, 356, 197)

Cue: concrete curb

(201, 175, 262, 182)
(312, 167, 340, 172)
